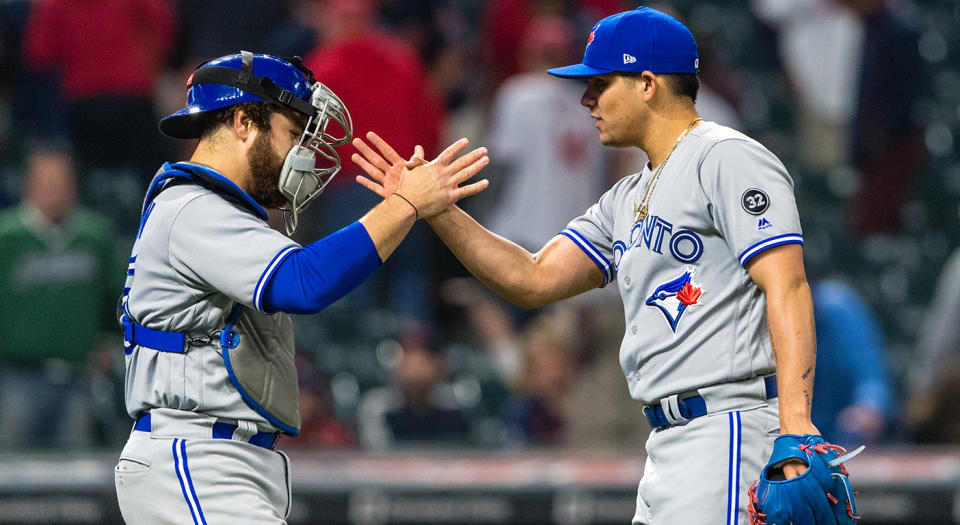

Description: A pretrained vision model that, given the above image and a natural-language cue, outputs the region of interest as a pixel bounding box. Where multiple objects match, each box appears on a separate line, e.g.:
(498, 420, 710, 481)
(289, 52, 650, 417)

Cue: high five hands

(351, 132, 489, 219)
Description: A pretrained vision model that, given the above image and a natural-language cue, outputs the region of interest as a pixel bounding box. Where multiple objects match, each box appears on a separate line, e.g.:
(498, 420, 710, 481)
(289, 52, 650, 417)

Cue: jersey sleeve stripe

(560, 228, 613, 285)
(738, 233, 804, 267)
(253, 245, 299, 312)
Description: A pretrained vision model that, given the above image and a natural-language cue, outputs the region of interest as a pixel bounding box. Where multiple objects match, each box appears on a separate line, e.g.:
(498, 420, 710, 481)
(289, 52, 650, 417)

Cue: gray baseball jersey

(562, 121, 802, 404)
(122, 163, 299, 430)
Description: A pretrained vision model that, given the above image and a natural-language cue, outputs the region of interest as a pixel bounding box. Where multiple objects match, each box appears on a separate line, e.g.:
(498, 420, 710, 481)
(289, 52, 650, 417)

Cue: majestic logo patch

(645, 268, 703, 332)
(623, 53, 637, 64)
(758, 217, 773, 230)
(741, 188, 769, 215)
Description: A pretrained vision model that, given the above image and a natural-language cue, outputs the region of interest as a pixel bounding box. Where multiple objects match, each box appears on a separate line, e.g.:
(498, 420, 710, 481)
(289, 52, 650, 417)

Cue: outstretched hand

(351, 132, 489, 219)
(351, 132, 423, 197)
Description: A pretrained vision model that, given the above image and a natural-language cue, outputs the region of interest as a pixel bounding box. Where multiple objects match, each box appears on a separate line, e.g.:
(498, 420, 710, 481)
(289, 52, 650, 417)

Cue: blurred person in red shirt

(479, 0, 627, 91)
(23, 0, 176, 228)
(302, 0, 444, 192)
(298, 0, 445, 320)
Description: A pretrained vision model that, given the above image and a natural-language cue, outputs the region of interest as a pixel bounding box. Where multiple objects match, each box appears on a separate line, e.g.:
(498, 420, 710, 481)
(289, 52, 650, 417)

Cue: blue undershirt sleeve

(261, 221, 382, 314)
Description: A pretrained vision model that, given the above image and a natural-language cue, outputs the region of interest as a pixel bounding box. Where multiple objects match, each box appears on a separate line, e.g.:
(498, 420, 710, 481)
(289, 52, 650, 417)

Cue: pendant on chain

(633, 203, 647, 224)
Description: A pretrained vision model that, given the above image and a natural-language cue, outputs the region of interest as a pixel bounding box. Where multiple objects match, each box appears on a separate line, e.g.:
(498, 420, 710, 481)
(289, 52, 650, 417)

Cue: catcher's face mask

(277, 82, 352, 235)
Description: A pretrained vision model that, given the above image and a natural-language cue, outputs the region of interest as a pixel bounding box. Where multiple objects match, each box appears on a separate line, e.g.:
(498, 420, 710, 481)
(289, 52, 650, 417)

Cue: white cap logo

(623, 54, 637, 65)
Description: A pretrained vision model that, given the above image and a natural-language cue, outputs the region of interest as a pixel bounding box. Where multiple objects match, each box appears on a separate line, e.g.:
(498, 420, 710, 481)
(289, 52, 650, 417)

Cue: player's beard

(248, 132, 288, 209)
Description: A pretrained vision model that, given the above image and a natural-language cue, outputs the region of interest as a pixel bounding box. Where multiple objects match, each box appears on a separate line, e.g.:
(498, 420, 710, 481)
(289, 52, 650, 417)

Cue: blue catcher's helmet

(159, 51, 352, 235)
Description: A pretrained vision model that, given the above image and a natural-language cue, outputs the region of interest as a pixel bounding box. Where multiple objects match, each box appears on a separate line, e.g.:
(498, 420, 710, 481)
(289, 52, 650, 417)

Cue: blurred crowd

(0, 0, 958, 453)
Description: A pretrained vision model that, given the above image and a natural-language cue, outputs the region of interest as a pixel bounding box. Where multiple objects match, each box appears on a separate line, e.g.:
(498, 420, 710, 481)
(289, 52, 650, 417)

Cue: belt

(643, 375, 778, 430)
(134, 412, 280, 450)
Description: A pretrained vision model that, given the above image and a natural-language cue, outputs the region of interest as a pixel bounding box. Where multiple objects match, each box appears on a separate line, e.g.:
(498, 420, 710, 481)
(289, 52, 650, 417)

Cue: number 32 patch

(741, 188, 769, 215)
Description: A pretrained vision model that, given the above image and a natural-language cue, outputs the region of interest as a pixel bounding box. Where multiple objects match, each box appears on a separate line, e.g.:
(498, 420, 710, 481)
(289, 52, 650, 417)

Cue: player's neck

(190, 142, 253, 195)
(642, 109, 702, 169)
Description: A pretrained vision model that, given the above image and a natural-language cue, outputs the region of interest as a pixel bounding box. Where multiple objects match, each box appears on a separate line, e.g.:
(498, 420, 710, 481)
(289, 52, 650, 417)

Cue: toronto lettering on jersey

(612, 214, 703, 271)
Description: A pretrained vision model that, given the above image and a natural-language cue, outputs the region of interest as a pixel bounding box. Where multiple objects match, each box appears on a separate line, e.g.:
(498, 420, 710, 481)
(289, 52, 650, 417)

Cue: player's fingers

(435, 137, 470, 166)
(405, 145, 427, 169)
(452, 179, 489, 201)
(351, 139, 391, 174)
(447, 147, 488, 179)
(367, 131, 405, 164)
(452, 155, 490, 185)
(355, 175, 388, 198)
(350, 152, 386, 183)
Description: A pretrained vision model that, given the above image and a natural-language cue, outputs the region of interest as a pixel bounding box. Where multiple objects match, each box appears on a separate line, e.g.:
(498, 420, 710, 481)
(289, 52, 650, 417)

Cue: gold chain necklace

(633, 117, 703, 224)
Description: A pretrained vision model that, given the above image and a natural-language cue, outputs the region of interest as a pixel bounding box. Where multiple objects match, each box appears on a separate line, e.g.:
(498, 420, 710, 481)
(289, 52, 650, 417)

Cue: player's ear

(639, 71, 657, 101)
(233, 108, 254, 141)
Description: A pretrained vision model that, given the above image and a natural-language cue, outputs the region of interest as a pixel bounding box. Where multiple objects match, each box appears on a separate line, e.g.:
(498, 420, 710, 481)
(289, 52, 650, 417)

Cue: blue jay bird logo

(645, 268, 703, 332)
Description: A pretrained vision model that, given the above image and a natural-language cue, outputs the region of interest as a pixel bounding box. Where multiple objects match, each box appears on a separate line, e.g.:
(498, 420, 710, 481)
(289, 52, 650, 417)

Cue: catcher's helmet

(159, 51, 352, 234)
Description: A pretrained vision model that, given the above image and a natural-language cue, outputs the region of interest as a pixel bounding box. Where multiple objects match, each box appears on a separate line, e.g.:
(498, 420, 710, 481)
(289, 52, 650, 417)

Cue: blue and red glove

(748, 434, 864, 525)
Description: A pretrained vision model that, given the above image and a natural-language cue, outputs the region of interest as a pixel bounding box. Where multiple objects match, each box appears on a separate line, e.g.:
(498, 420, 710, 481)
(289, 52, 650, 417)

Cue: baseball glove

(748, 434, 864, 525)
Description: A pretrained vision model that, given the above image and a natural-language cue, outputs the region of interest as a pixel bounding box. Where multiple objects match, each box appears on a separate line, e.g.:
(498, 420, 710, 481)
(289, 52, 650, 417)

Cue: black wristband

(393, 192, 419, 220)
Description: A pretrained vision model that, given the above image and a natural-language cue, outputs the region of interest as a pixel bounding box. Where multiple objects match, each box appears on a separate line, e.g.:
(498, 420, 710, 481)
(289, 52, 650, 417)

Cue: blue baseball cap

(547, 6, 699, 78)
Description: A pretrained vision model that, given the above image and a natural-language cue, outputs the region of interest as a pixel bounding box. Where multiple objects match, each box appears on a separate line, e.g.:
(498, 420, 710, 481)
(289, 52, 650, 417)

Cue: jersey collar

(144, 162, 270, 221)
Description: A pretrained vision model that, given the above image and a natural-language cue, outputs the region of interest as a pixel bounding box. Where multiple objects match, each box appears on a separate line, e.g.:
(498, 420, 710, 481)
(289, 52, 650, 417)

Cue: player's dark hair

(198, 101, 274, 141)
(621, 72, 699, 103)
(659, 73, 699, 103)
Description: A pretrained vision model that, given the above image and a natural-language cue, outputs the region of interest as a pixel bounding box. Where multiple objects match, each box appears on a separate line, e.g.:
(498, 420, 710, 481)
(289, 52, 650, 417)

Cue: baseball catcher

(749, 434, 865, 524)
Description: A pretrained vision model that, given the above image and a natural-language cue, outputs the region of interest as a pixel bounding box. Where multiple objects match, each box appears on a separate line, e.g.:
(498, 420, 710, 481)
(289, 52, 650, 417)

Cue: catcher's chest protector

(224, 308, 301, 432)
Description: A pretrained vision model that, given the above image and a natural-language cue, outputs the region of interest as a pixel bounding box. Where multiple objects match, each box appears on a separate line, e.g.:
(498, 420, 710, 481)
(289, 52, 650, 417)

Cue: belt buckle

(659, 393, 690, 427)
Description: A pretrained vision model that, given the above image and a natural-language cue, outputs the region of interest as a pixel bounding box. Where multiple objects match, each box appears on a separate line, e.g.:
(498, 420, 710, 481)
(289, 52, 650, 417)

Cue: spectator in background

(171, 0, 291, 67)
(357, 322, 471, 450)
(284, 353, 355, 448)
(299, 0, 445, 320)
(0, 146, 124, 449)
(378, 0, 474, 113)
(752, 0, 864, 171)
(910, 248, 960, 397)
(22, 0, 176, 229)
(479, 0, 626, 92)
(0, 0, 66, 149)
(452, 277, 646, 450)
(483, 15, 607, 252)
(261, 0, 321, 58)
(907, 248, 960, 443)
(502, 313, 577, 447)
(838, 0, 928, 236)
(810, 279, 894, 448)
(908, 368, 960, 444)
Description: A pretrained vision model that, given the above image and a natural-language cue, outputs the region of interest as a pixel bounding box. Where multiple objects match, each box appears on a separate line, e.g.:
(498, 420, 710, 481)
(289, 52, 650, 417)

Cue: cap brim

(159, 106, 205, 139)
(546, 63, 613, 78)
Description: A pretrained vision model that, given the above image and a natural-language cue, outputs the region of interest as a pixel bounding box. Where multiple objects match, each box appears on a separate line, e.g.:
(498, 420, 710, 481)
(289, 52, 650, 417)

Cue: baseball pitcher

(353, 7, 862, 524)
